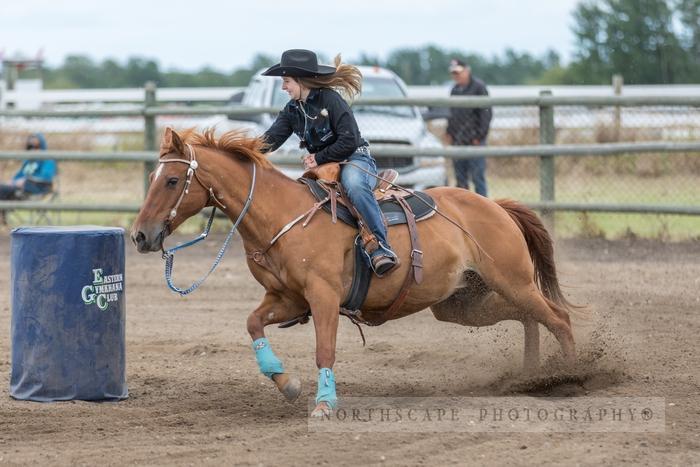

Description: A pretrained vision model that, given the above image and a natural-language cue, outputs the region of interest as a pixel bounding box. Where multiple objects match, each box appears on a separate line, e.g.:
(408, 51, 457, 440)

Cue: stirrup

(371, 252, 400, 277)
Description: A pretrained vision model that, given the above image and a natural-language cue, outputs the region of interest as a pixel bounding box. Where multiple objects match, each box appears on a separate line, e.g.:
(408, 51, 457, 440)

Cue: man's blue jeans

(340, 150, 392, 255)
(453, 140, 488, 197)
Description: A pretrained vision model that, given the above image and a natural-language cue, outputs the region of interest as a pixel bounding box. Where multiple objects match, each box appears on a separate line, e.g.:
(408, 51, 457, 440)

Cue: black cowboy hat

(262, 49, 336, 78)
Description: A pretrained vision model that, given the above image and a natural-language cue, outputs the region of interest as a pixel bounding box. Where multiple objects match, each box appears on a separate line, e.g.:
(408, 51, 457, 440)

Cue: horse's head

(131, 127, 212, 252)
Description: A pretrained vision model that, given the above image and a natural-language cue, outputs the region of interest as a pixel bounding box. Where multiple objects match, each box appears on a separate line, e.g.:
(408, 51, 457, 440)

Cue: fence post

(143, 81, 157, 197)
(612, 74, 623, 141)
(538, 90, 555, 233)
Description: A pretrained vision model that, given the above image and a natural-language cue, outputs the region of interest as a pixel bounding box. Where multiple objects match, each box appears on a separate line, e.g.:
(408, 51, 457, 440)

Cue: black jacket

(262, 88, 368, 165)
(446, 76, 492, 144)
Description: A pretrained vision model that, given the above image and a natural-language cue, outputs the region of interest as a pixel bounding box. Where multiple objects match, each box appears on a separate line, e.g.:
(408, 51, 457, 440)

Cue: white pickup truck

(201, 66, 446, 189)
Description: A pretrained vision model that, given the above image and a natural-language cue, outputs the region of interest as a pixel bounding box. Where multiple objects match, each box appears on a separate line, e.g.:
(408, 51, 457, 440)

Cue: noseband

(158, 143, 257, 295)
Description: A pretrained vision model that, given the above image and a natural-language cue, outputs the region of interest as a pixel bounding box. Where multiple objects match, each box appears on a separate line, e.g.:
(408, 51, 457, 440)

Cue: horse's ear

(160, 127, 185, 156)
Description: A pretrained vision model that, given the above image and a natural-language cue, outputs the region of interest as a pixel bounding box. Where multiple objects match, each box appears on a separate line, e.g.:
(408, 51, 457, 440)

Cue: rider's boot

(370, 242, 400, 277)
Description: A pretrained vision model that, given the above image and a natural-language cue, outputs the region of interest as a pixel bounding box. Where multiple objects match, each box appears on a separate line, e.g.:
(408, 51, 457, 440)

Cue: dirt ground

(0, 233, 699, 466)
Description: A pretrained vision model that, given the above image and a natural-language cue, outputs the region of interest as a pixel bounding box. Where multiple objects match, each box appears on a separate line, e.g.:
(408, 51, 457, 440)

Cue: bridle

(160, 143, 228, 224)
(158, 143, 257, 295)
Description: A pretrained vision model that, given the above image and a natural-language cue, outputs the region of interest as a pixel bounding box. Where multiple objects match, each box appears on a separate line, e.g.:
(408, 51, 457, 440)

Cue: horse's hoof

(280, 377, 302, 402)
(273, 373, 302, 402)
(310, 401, 333, 418)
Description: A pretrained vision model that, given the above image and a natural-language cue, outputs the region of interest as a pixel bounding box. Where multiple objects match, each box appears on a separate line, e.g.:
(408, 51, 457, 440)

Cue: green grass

(490, 173, 700, 240)
(3, 165, 699, 241)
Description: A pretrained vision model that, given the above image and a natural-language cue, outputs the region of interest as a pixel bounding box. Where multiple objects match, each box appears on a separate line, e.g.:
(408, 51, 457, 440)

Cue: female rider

(261, 49, 399, 277)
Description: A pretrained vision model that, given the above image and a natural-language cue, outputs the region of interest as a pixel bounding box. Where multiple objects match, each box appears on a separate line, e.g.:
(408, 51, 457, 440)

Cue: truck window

(355, 77, 415, 118)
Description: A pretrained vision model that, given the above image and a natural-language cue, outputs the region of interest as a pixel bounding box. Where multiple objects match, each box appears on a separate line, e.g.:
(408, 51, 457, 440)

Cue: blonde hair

(296, 54, 362, 101)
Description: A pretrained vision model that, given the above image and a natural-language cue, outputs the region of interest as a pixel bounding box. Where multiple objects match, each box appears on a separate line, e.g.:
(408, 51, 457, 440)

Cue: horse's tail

(495, 199, 580, 313)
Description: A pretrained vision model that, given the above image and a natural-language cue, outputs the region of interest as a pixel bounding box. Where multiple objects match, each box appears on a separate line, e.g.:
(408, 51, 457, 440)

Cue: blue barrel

(10, 226, 128, 401)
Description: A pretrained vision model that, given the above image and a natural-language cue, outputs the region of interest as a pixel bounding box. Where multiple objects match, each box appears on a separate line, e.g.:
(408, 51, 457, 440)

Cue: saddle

(300, 164, 436, 228)
(303, 163, 399, 198)
(278, 162, 437, 334)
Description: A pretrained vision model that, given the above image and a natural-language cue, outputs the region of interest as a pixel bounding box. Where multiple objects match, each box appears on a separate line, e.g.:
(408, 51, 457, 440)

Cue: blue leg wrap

(252, 337, 284, 379)
(315, 368, 337, 408)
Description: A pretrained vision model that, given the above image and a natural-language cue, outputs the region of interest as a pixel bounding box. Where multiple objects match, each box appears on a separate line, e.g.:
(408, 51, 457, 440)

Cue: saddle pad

(300, 178, 436, 228)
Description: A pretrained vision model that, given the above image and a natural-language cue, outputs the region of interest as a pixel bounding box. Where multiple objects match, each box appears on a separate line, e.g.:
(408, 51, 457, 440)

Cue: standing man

(445, 59, 492, 197)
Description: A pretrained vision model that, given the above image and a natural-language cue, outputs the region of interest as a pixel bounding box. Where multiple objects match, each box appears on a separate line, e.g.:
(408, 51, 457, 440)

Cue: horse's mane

(179, 128, 273, 169)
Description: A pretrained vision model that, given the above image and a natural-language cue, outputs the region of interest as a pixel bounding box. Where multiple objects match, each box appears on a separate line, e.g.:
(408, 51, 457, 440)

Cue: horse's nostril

(135, 231, 145, 244)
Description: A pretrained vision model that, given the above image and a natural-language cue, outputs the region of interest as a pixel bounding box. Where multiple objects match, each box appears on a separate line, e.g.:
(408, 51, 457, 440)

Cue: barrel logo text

(81, 268, 123, 310)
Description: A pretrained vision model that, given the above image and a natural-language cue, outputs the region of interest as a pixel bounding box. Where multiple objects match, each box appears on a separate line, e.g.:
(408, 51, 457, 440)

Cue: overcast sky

(1, 0, 582, 71)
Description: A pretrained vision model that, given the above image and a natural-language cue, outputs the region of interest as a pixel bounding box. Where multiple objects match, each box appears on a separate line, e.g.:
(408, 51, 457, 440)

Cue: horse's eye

(166, 177, 179, 187)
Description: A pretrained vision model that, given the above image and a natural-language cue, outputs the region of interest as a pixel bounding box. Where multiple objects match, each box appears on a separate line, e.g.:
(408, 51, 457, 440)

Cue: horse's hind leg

(523, 319, 540, 371)
(431, 285, 541, 371)
(500, 284, 576, 365)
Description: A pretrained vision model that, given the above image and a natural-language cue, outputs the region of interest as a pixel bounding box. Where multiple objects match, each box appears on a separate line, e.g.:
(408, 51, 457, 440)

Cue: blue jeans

(0, 184, 20, 200)
(0, 180, 52, 200)
(453, 140, 488, 197)
(340, 150, 392, 255)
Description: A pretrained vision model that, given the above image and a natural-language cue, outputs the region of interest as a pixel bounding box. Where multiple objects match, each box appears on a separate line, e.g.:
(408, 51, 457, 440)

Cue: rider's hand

(303, 154, 318, 169)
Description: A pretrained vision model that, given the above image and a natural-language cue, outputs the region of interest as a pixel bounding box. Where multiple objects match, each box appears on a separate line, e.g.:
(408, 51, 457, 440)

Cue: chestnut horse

(131, 128, 576, 417)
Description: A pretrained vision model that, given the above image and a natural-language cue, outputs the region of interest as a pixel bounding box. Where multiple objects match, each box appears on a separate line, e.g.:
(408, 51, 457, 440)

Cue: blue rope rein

(162, 163, 257, 296)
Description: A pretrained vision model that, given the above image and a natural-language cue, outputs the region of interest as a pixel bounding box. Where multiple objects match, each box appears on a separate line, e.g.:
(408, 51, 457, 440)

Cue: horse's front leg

(247, 292, 305, 402)
(305, 278, 342, 417)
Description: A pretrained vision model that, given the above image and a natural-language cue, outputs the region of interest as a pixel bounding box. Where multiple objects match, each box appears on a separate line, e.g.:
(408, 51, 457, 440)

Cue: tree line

(39, 0, 700, 88)
(42, 53, 276, 89)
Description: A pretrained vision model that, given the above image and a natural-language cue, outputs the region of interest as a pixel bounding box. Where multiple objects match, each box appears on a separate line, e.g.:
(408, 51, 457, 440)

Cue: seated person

(0, 133, 57, 201)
